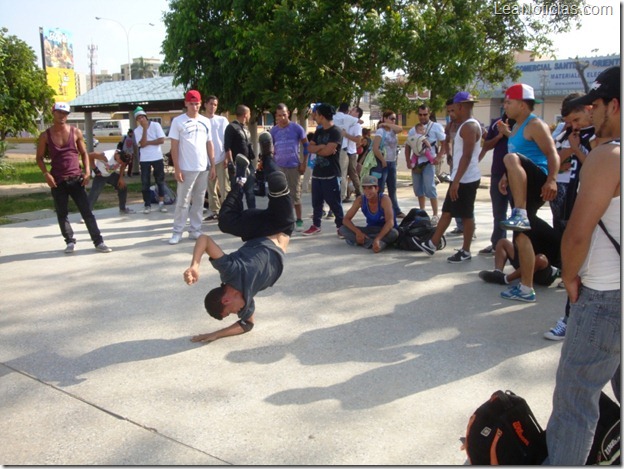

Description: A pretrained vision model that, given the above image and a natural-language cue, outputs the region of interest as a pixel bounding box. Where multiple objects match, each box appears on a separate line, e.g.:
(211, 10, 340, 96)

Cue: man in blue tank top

(497, 83, 559, 302)
(338, 175, 398, 252)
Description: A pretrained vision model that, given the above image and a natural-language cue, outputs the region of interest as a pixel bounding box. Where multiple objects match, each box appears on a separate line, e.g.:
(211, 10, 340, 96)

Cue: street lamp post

(95, 17, 154, 80)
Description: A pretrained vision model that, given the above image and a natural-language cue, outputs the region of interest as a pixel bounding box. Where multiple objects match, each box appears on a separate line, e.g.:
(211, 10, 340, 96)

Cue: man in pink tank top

(36, 102, 112, 254)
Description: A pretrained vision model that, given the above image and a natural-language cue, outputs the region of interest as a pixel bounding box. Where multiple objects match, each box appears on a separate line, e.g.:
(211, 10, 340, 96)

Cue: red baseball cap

(185, 90, 202, 103)
(505, 83, 543, 103)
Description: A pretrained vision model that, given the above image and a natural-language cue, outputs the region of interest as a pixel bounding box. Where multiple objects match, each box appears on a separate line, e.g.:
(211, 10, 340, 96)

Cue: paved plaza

(0, 176, 575, 464)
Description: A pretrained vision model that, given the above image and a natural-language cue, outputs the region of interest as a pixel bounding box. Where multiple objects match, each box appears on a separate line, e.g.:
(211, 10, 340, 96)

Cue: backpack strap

(598, 220, 620, 255)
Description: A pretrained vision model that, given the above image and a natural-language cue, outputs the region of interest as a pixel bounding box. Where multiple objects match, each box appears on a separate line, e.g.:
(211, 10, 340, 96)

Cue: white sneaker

(64, 242, 75, 254)
(189, 231, 202, 240)
(168, 233, 182, 245)
(159, 202, 167, 213)
(143, 206, 151, 214)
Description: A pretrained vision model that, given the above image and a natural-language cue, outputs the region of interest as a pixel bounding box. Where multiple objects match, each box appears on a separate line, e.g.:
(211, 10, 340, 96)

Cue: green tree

(396, 0, 584, 112)
(377, 76, 421, 117)
(0, 28, 55, 146)
(161, 0, 402, 132)
(132, 57, 157, 79)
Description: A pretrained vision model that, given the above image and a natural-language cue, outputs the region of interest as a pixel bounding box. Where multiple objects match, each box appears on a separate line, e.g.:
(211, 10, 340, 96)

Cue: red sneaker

(301, 225, 321, 236)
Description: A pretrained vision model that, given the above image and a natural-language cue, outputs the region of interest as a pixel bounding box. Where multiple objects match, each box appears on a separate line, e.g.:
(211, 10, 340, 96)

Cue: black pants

(51, 178, 103, 246)
(219, 155, 294, 241)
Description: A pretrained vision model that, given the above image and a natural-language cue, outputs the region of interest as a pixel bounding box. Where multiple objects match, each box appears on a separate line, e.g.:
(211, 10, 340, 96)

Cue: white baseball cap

(52, 102, 71, 113)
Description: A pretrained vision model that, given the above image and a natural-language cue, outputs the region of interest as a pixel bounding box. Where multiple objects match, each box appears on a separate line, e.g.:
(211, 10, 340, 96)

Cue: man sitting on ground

(339, 175, 398, 253)
(183, 133, 294, 344)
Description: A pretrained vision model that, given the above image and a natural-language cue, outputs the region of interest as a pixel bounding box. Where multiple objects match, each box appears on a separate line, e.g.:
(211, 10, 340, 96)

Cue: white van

(93, 119, 130, 137)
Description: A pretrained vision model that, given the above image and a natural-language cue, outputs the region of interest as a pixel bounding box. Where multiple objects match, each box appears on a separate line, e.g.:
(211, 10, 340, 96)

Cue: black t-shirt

(224, 120, 255, 161)
(511, 217, 562, 269)
(210, 238, 285, 321)
(311, 125, 342, 178)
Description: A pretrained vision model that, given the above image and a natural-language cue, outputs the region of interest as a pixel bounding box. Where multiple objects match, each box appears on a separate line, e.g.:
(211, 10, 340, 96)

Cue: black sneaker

(478, 270, 506, 285)
(447, 249, 471, 263)
(414, 238, 436, 256)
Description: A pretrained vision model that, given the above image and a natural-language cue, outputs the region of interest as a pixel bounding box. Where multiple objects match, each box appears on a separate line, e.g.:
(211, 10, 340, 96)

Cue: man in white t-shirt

(168, 90, 216, 245)
(87, 149, 135, 214)
(204, 95, 230, 220)
(416, 92, 482, 263)
(340, 106, 364, 202)
(334, 103, 360, 201)
(133, 107, 167, 214)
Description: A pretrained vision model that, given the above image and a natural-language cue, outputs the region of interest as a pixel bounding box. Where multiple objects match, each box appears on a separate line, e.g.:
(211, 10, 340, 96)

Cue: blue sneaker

(500, 284, 536, 302)
(500, 209, 531, 232)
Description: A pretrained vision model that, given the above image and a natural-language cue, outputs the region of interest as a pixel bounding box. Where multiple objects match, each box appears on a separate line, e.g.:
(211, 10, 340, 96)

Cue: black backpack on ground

(586, 392, 620, 465)
(395, 208, 446, 252)
(463, 390, 621, 465)
(463, 390, 547, 465)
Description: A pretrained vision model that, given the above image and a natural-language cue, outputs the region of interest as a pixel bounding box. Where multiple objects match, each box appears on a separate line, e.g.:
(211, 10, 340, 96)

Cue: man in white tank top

(415, 92, 482, 263)
(545, 66, 620, 465)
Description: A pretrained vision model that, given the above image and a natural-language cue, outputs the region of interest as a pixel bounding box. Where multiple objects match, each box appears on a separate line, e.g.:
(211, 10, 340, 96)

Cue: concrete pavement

(0, 182, 570, 465)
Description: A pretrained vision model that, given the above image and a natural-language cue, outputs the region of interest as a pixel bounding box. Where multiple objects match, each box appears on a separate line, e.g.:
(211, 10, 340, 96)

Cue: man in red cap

(496, 83, 559, 302)
(36, 102, 112, 254)
(168, 90, 216, 245)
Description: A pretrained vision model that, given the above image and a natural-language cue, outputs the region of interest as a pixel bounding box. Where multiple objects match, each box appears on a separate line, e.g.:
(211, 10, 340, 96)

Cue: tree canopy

(0, 28, 55, 143)
(161, 0, 584, 119)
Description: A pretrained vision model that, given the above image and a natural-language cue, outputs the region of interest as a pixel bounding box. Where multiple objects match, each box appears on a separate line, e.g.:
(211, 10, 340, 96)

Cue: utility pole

(87, 43, 98, 90)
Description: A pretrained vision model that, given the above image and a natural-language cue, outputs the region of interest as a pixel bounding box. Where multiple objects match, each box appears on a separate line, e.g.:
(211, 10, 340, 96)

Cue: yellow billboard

(41, 27, 76, 102)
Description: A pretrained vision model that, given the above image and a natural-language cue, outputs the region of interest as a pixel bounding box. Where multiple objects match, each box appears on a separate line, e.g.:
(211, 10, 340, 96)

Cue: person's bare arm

(530, 119, 559, 201)
(75, 128, 90, 186)
(561, 145, 620, 303)
(341, 197, 367, 244)
(372, 196, 396, 253)
(170, 138, 184, 183)
(191, 314, 255, 343)
(184, 234, 225, 285)
(36, 133, 56, 188)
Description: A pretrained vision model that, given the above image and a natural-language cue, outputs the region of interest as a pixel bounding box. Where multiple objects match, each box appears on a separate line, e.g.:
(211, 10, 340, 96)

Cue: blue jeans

(412, 163, 437, 199)
(489, 173, 511, 246)
(140, 160, 166, 207)
(384, 161, 401, 215)
(545, 286, 621, 465)
(88, 173, 127, 211)
(311, 177, 343, 228)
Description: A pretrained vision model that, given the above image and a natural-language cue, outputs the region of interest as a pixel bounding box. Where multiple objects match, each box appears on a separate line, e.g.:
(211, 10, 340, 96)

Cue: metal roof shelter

(70, 77, 187, 149)
(70, 76, 186, 113)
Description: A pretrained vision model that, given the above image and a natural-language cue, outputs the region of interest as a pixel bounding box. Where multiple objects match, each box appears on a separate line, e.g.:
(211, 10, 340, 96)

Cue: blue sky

(1, 0, 620, 75)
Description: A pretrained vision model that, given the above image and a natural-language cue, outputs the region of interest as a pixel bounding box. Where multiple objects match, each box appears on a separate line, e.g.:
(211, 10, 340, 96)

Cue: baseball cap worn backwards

(505, 83, 543, 103)
(569, 66, 620, 106)
(133, 106, 147, 118)
(453, 91, 479, 103)
(185, 90, 202, 103)
(52, 102, 71, 113)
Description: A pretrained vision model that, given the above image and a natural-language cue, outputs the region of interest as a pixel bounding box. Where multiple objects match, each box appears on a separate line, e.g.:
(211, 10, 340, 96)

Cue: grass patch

(0, 160, 46, 184)
(0, 182, 146, 223)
